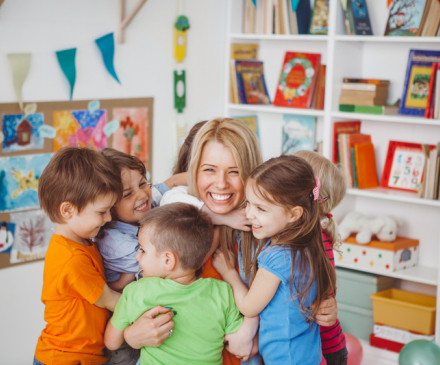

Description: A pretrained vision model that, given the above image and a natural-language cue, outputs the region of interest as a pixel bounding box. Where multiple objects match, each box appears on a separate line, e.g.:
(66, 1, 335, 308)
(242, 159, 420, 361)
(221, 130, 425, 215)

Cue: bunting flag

(7, 53, 31, 111)
(95, 33, 120, 84)
(56, 48, 77, 100)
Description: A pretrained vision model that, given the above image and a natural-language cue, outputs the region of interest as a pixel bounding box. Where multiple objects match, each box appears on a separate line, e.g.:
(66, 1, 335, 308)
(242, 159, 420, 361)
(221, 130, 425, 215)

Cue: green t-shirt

(111, 277, 243, 365)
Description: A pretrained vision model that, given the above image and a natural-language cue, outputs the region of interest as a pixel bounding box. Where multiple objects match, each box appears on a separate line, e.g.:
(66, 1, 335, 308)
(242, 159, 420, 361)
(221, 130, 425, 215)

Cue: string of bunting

(7, 33, 120, 110)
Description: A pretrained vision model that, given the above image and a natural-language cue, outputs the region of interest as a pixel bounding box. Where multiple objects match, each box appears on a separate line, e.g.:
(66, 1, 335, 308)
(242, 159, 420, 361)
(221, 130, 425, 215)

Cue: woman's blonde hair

(293, 150, 346, 250)
(188, 118, 263, 269)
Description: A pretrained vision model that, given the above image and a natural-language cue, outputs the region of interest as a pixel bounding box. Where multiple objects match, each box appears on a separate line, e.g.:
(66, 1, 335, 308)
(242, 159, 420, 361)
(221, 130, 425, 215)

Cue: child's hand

(249, 333, 259, 359)
(212, 248, 236, 279)
(312, 296, 338, 327)
(221, 208, 251, 231)
(224, 332, 253, 362)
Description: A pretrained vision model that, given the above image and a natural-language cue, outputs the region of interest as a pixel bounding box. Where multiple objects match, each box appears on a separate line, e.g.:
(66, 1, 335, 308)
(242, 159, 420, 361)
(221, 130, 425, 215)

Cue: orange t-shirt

(201, 246, 241, 365)
(35, 234, 110, 365)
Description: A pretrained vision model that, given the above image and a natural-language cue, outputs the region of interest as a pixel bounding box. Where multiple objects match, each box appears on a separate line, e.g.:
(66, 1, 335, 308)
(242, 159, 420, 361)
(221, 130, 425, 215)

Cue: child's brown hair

(246, 155, 336, 321)
(293, 150, 346, 250)
(139, 203, 214, 270)
(101, 148, 146, 178)
(38, 147, 123, 223)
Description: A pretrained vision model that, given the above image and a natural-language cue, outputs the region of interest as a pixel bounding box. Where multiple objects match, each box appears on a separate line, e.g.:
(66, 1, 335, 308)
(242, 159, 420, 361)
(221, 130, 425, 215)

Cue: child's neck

(54, 224, 91, 246)
(164, 270, 197, 286)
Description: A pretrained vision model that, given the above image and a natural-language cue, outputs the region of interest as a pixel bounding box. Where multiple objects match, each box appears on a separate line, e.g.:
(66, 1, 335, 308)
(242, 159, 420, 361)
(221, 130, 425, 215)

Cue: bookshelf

(223, 0, 440, 345)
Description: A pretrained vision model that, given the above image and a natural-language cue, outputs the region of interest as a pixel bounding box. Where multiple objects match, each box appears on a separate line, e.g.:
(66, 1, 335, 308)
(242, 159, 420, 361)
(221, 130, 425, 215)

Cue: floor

(360, 340, 399, 365)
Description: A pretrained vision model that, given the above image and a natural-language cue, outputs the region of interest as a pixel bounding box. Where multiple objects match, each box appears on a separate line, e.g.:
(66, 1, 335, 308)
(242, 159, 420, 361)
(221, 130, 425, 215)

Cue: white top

(160, 186, 205, 210)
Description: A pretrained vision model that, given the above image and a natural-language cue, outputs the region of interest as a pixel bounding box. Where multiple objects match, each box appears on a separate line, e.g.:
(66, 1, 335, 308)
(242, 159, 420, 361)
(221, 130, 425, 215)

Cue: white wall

(0, 1, 227, 363)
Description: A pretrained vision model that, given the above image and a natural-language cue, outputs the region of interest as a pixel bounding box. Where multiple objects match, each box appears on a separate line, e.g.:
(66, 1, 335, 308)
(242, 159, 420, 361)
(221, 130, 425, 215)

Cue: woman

(124, 118, 338, 364)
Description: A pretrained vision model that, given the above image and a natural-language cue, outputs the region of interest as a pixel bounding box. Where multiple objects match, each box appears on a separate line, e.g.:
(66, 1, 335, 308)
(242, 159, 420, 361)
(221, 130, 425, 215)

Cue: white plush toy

(339, 212, 403, 244)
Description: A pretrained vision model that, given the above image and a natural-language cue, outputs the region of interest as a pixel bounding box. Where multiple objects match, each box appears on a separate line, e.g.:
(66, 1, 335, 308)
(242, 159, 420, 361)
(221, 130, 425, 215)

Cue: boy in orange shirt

(34, 147, 124, 365)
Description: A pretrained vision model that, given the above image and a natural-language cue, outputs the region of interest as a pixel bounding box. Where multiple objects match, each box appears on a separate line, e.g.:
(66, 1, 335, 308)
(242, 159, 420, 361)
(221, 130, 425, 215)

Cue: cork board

(0, 97, 154, 269)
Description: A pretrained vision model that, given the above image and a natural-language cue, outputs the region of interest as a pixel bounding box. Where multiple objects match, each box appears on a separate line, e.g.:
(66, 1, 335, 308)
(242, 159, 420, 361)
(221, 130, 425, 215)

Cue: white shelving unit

(224, 0, 440, 345)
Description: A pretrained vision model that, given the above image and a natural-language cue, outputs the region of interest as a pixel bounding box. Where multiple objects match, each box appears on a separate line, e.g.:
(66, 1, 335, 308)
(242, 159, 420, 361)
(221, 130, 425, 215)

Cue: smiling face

(135, 228, 167, 277)
(196, 141, 245, 215)
(112, 168, 152, 225)
(245, 180, 296, 240)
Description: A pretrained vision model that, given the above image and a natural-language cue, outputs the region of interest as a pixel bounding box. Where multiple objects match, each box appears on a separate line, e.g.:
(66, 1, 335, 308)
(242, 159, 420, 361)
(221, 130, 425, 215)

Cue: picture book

(347, 134, 372, 187)
(420, 0, 440, 36)
(313, 65, 326, 110)
(348, 0, 373, 35)
(381, 141, 434, 193)
(333, 120, 361, 163)
(309, 0, 329, 35)
(399, 49, 440, 116)
(273, 52, 321, 108)
(384, 0, 429, 36)
(281, 115, 316, 155)
(234, 115, 260, 143)
(230, 44, 259, 104)
(2, 113, 44, 153)
(355, 143, 379, 189)
(235, 60, 270, 104)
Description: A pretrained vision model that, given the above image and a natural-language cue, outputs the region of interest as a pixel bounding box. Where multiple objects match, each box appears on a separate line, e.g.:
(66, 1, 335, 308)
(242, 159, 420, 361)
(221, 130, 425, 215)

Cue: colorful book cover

(230, 44, 259, 60)
(355, 143, 379, 189)
(349, 0, 373, 35)
(347, 134, 372, 187)
(233, 115, 260, 143)
(273, 52, 321, 108)
(425, 63, 438, 118)
(281, 115, 316, 155)
(309, 0, 329, 34)
(350, 147, 358, 188)
(399, 49, 440, 116)
(314, 65, 326, 110)
(384, 0, 428, 36)
(235, 60, 270, 105)
(333, 120, 361, 163)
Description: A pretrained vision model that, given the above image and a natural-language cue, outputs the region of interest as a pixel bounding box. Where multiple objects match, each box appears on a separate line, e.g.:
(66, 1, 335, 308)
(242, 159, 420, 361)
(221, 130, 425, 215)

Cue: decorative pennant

(56, 48, 77, 100)
(174, 70, 186, 113)
(7, 53, 31, 111)
(95, 33, 120, 84)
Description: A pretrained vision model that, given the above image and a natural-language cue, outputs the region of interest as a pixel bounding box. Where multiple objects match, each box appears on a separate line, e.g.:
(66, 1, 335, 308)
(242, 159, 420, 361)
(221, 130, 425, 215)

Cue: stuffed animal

(339, 212, 403, 244)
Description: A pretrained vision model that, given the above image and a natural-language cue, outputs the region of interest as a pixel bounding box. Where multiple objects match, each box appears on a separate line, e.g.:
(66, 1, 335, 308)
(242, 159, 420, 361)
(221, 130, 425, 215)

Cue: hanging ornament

(174, 15, 189, 63)
(55, 48, 77, 100)
(7, 53, 31, 111)
(174, 70, 186, 113)
(95, 33, 121, 84)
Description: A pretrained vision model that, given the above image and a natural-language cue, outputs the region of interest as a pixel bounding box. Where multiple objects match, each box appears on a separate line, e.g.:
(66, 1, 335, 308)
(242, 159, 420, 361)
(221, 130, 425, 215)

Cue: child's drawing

(2, 113, 44, 153)
(0, 222, 15, 253)
(112, 108, 149, 165)
(0, 153, 53, 213)
(53, 109, 108, 152)
(9, 210, 54, 264)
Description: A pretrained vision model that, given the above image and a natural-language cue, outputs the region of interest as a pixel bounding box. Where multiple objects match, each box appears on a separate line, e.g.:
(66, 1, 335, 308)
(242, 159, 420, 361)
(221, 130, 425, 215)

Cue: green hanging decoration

(174, 70, 186, 113)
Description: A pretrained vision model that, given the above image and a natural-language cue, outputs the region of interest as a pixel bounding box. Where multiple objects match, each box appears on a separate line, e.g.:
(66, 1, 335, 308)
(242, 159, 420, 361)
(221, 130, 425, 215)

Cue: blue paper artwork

(282, 115, 316, 155)
(2, 113, 44, 153)
(0, 153, 53, 213)
(0, 222, 16, 254)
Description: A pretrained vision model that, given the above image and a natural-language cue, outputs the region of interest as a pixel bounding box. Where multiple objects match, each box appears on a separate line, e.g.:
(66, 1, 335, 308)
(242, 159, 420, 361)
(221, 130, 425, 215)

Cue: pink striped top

(320, 231, 346, 354)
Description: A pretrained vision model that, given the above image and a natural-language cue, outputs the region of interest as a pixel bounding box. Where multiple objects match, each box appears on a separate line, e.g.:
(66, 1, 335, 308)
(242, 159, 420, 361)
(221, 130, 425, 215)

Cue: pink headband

(313, 176, 320, 201)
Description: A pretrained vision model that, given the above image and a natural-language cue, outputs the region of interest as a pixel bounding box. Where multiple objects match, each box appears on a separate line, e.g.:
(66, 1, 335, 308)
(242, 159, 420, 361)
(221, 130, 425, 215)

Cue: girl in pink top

(294, 150, 348, 365)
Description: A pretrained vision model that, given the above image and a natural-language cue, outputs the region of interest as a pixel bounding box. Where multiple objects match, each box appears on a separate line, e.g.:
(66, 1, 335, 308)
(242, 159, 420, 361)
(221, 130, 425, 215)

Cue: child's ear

(288, 206, 303, 223)
(164, 251, 177, 271)
(60, 202, 76, 220)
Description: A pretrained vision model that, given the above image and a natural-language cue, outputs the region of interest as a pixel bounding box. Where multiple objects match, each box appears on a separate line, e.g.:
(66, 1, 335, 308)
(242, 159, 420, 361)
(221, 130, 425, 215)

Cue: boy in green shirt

(104, 203, 244, 365)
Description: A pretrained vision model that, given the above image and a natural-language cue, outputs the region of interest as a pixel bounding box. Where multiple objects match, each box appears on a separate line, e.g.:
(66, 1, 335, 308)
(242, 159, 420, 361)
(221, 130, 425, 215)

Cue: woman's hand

(312, 297, 338, 327)
(124, 306, 175, 349)
(221, 208, 251, 231)
(212, 248, 237, 279)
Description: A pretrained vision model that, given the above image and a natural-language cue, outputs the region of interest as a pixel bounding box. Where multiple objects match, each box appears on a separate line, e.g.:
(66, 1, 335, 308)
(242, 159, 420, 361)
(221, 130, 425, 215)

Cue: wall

(0, 1, 226, 363)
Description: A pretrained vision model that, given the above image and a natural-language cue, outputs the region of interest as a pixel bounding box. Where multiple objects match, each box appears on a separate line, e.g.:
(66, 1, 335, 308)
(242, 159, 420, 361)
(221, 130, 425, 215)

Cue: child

(34, 147, 123, 365)
(294, 150, 348, 365)
(212, 155, 336, 365)
(104, 203, 244, 365)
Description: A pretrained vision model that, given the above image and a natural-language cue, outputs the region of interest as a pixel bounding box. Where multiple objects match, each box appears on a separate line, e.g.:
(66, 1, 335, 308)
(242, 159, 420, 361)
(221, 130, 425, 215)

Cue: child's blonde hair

(293, 150, 346, 250)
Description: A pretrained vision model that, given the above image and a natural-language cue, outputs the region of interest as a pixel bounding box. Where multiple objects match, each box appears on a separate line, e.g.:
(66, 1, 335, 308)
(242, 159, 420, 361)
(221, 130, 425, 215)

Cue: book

(381, 141, 435, 193)
(340, 89, 389, 98)
(234, 115, 260, 143)
(426, 63, 438, 118)
(279, 0, 290, 35)
(333, 120, 361, 164)
(340, 0, 353, 35)
(399, 49, 440, 116)
(384, 0, 429, 36)
(281, 115, 316, 154)
(296, 0, 311, 34)
(230, 44, 259, 104)
(425, 145, 438, 198)
(235, 60, 271, 104)
(355, 143, 379, 189)
(339, 104, 399, 115)
(342, 83, 389, 91)
(350, 147, 358, 188)
(287, 0, 299, 34)
(420, 0, 440, 36)
(348, 0, 373, 35)
(417, 144, 431, 197)
(339, 134, 351, 184)
(243, 0, 256, 34)
(255, 0, 265, 34)
(348, 134, 372, 187)
(273, 52, 321, 108)
(434, 67, 440, 118)
(264, 0, 274, 34)
(339, 95, 388, 106)
(309, 0, 329, 35)
(342, 78, 390, 85)
(313, 65, 326, 110)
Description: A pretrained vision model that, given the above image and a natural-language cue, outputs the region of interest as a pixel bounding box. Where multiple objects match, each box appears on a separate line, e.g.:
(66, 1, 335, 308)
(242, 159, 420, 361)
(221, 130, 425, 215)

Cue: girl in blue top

(212, 154, 337, 365)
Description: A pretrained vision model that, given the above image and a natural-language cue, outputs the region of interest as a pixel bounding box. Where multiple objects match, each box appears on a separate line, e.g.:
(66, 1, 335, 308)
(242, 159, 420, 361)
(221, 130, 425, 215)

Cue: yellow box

(370, 289, 436, 335)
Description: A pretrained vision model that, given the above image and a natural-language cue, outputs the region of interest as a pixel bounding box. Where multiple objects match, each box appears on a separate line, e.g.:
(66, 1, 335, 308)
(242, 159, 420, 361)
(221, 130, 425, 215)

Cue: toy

(399, 340, 440, 365)
(339, 211, 403, 244)
(345, 333, 363, 365)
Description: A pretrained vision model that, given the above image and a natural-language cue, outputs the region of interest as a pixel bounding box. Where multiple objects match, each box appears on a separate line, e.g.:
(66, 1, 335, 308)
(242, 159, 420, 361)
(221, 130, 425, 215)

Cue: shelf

(331, 112, 440, 126)
(336, 261, 438, 286)
(346, 188, 440, 207)
(335, 35, 440, 43)
(229, 33, 328, 41)
(227, 103, 325, 116)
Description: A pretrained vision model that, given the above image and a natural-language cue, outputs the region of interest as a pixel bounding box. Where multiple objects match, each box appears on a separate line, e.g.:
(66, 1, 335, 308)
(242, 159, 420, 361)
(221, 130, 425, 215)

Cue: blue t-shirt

(94, 183, 169, 283)
(257, 241, 321, 365)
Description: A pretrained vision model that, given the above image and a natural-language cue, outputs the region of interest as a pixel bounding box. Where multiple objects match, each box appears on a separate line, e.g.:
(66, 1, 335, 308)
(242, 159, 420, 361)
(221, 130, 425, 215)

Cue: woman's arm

(163, 172, 188, 189)
(201, 206, 251, 231)
(212, 249, 280, 317)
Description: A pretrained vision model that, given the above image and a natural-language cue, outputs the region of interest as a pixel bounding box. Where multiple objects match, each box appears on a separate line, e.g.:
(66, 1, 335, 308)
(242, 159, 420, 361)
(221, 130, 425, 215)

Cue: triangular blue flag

(251, 0, 256, 6)
(95, 33, 120, 84)
(55, 48, 76, 100)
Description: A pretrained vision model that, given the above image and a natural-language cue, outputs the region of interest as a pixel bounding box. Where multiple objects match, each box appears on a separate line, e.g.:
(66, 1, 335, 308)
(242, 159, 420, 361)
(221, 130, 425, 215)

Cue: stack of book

(339, 78, 399, 115)
(243, 0, 328, 35)
(340, 0, 373, 36)
(333, 120, 379, 189)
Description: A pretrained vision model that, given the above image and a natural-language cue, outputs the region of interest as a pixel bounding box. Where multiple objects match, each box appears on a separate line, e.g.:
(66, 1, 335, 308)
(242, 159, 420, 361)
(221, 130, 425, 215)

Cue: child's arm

(312, 297, 338, 327)
(104, 320, 125, 350)
(212, 249, 280, 317)
(163, 172, 188, 189)
(108, 273, 136, 293)
(94, 284, 121, 312)
(224, 315, 259, 361)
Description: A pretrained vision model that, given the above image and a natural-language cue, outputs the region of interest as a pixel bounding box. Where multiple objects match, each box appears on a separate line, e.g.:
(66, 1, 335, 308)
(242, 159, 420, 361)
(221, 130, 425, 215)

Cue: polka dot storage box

(336, 235, 419, 274)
